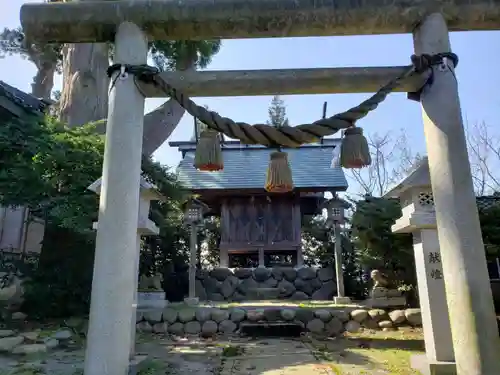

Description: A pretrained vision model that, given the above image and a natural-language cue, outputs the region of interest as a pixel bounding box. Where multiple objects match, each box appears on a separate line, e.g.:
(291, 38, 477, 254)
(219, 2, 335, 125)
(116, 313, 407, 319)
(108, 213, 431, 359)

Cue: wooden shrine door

(220, 195, 301, 251)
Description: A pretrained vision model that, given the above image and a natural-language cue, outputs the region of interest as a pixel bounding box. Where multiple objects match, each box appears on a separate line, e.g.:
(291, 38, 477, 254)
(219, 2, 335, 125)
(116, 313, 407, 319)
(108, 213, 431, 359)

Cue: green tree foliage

(478, 204, 500, 258)
(301, 216, 366, 299)
(0, 115, 103, 318)
(0, 115, 103, 230)
(0, 114, 188, 316)
(149, 40, 221, 71)
(266, 95, 290, 128)
(350, 197, 416, 293)
(0, 26, 62, 71)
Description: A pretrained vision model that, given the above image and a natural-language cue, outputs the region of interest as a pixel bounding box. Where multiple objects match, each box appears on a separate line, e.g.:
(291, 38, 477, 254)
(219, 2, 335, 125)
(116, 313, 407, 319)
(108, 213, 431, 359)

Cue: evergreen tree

(266, 95, 290, 128)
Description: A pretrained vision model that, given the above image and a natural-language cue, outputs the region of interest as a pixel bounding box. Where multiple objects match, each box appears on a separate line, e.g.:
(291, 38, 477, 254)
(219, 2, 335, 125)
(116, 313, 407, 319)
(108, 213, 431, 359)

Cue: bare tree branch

(347, 129, 423, 197)
(466, 120, 500, 195)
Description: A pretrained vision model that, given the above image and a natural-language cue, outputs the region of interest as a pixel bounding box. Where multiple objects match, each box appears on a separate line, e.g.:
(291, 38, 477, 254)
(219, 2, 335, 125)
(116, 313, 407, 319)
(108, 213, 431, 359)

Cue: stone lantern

(183, 198, 208, 306)
(384, 157, 455, 375)
(322, 195, 351, 304)
(88, 175, 165, 361)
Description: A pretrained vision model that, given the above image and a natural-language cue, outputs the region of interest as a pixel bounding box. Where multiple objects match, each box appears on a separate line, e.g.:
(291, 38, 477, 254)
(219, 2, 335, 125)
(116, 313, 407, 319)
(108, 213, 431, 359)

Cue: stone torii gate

(20, 1, 500, 375)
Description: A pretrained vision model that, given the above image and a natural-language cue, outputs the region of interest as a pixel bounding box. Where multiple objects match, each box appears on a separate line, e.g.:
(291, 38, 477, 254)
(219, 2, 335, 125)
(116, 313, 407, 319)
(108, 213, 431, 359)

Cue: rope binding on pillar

(106, 52, 457, 189)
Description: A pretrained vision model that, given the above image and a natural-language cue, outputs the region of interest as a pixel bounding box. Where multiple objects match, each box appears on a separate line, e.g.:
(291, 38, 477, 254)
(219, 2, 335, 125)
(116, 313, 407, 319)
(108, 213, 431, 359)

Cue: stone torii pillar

(89, 175, 164, 360)
(85, 22, 148, 375)
(414, 13, 500, 375)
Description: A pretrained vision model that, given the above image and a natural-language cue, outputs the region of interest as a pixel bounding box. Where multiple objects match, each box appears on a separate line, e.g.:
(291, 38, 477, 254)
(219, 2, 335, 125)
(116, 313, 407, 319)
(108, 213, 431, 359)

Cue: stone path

(219, 338, 334, 375)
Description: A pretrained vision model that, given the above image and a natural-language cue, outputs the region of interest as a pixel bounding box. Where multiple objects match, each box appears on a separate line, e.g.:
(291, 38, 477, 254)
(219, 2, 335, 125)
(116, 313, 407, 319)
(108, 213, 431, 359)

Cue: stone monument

(385, 157, 455, 375)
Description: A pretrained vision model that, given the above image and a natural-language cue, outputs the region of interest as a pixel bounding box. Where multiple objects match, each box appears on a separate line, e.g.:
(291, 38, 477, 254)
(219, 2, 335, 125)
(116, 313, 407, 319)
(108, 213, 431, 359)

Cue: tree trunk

(31, 61, 56, 100)
(58, 40, 195, 156)
(58, 43, 110, 127)
(141, 99, 186, 156)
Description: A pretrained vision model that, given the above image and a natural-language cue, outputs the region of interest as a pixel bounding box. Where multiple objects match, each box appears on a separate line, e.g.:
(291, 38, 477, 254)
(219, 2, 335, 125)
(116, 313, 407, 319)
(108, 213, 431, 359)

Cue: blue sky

(2, 1, 500, 194)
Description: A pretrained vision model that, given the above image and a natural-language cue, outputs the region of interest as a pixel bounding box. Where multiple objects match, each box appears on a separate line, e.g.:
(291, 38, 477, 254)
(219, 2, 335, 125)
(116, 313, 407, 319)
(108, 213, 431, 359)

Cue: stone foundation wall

(195, 267, 337, 301)
(136, 307, 423, 337)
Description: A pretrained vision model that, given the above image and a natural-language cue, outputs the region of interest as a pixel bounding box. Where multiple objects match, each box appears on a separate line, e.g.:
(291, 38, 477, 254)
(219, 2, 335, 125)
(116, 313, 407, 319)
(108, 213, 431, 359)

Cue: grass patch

(219, 344, 244, 357)
(137, 359, 166, 375)
(308, 328, 425, 375)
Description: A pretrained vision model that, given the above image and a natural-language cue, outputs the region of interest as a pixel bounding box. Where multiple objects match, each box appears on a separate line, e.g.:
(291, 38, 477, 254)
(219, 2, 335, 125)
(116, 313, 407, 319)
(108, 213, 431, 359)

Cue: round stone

(195, 307, 212, 322)
(144, 310, 163, 324)
(184, 321, 202, 335)
(295, 309, 314, 323)
(297, 267, 317, 280)
(378, 320, 394, 329)
(153, 323, 167, 333)
(253, 267, 272, 282)
(350, 309, 368, 322)
(168, 322, 184, 335)
(218, 320, 237, 334)
(368, 309, 387, 322)
(136, 322, 152, 333)
(307, 319, 325, 334)
(344, 320, 361, 333)
(178, 308, 196, 323)
(325, 318, 344, 336)
(389, 309, 407, 324)
(291, 291, 309, 300)
(280, 309, 296, 321)
(0, 330, 14, 338)
(234, 268, 253, 279)
(163, 308, 178, 324)
(211, 268, 234, 281)
(230, 308, 246, 322)
(405, 308, 422, 326)
(314, 310, 332, 322)
(201, 321, 218, 336)
(211, 309, 230, 323)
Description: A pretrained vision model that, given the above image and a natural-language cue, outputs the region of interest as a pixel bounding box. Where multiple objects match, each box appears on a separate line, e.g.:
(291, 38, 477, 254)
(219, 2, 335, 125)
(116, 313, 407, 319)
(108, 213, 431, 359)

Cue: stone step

(239, 321, 303, 337)
(246, 288, 281, 300)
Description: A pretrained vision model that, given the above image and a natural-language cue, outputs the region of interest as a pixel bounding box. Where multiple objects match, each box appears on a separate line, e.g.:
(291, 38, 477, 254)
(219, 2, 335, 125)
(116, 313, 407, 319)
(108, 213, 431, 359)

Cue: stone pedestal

(411, 355, 457, 375)
(137, 291, 166, 309)
(184, 297, 200, 306)
(365, 287, 406, 308)
(333, 296, 352, 304)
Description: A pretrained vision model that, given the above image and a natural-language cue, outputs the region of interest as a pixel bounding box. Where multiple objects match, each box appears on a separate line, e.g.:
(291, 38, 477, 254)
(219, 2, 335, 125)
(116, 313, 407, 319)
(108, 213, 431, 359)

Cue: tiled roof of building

(0, 80, 49, 116)
(169, 139, 348, 191)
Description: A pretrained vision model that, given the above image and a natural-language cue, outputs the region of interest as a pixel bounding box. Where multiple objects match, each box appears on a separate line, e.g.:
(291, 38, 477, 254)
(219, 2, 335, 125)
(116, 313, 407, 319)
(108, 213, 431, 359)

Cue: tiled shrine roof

(169, 138, 348, 192)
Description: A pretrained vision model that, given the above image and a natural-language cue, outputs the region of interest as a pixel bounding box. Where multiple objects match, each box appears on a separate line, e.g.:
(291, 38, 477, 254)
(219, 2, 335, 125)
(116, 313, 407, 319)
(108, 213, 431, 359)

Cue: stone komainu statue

(370, 269, 403, 299)
(370, 269, 391, 288)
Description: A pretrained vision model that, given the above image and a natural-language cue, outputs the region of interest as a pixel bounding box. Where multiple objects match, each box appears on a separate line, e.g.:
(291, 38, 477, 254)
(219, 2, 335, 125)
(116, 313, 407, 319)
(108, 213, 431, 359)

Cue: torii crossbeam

(20, 2, 500, 375)
(20, 0, 500, 42)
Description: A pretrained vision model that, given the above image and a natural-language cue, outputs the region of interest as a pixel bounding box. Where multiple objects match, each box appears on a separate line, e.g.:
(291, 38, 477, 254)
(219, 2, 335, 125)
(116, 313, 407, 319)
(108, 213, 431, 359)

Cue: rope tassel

(339, 127, 371, 169)
(194, 130, 224, 171)
(265, 151, 294, 193)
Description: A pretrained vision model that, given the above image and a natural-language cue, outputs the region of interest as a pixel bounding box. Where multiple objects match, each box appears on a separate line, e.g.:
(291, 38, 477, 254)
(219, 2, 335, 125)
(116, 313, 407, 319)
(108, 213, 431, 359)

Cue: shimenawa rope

(106, 52, 457, 148)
